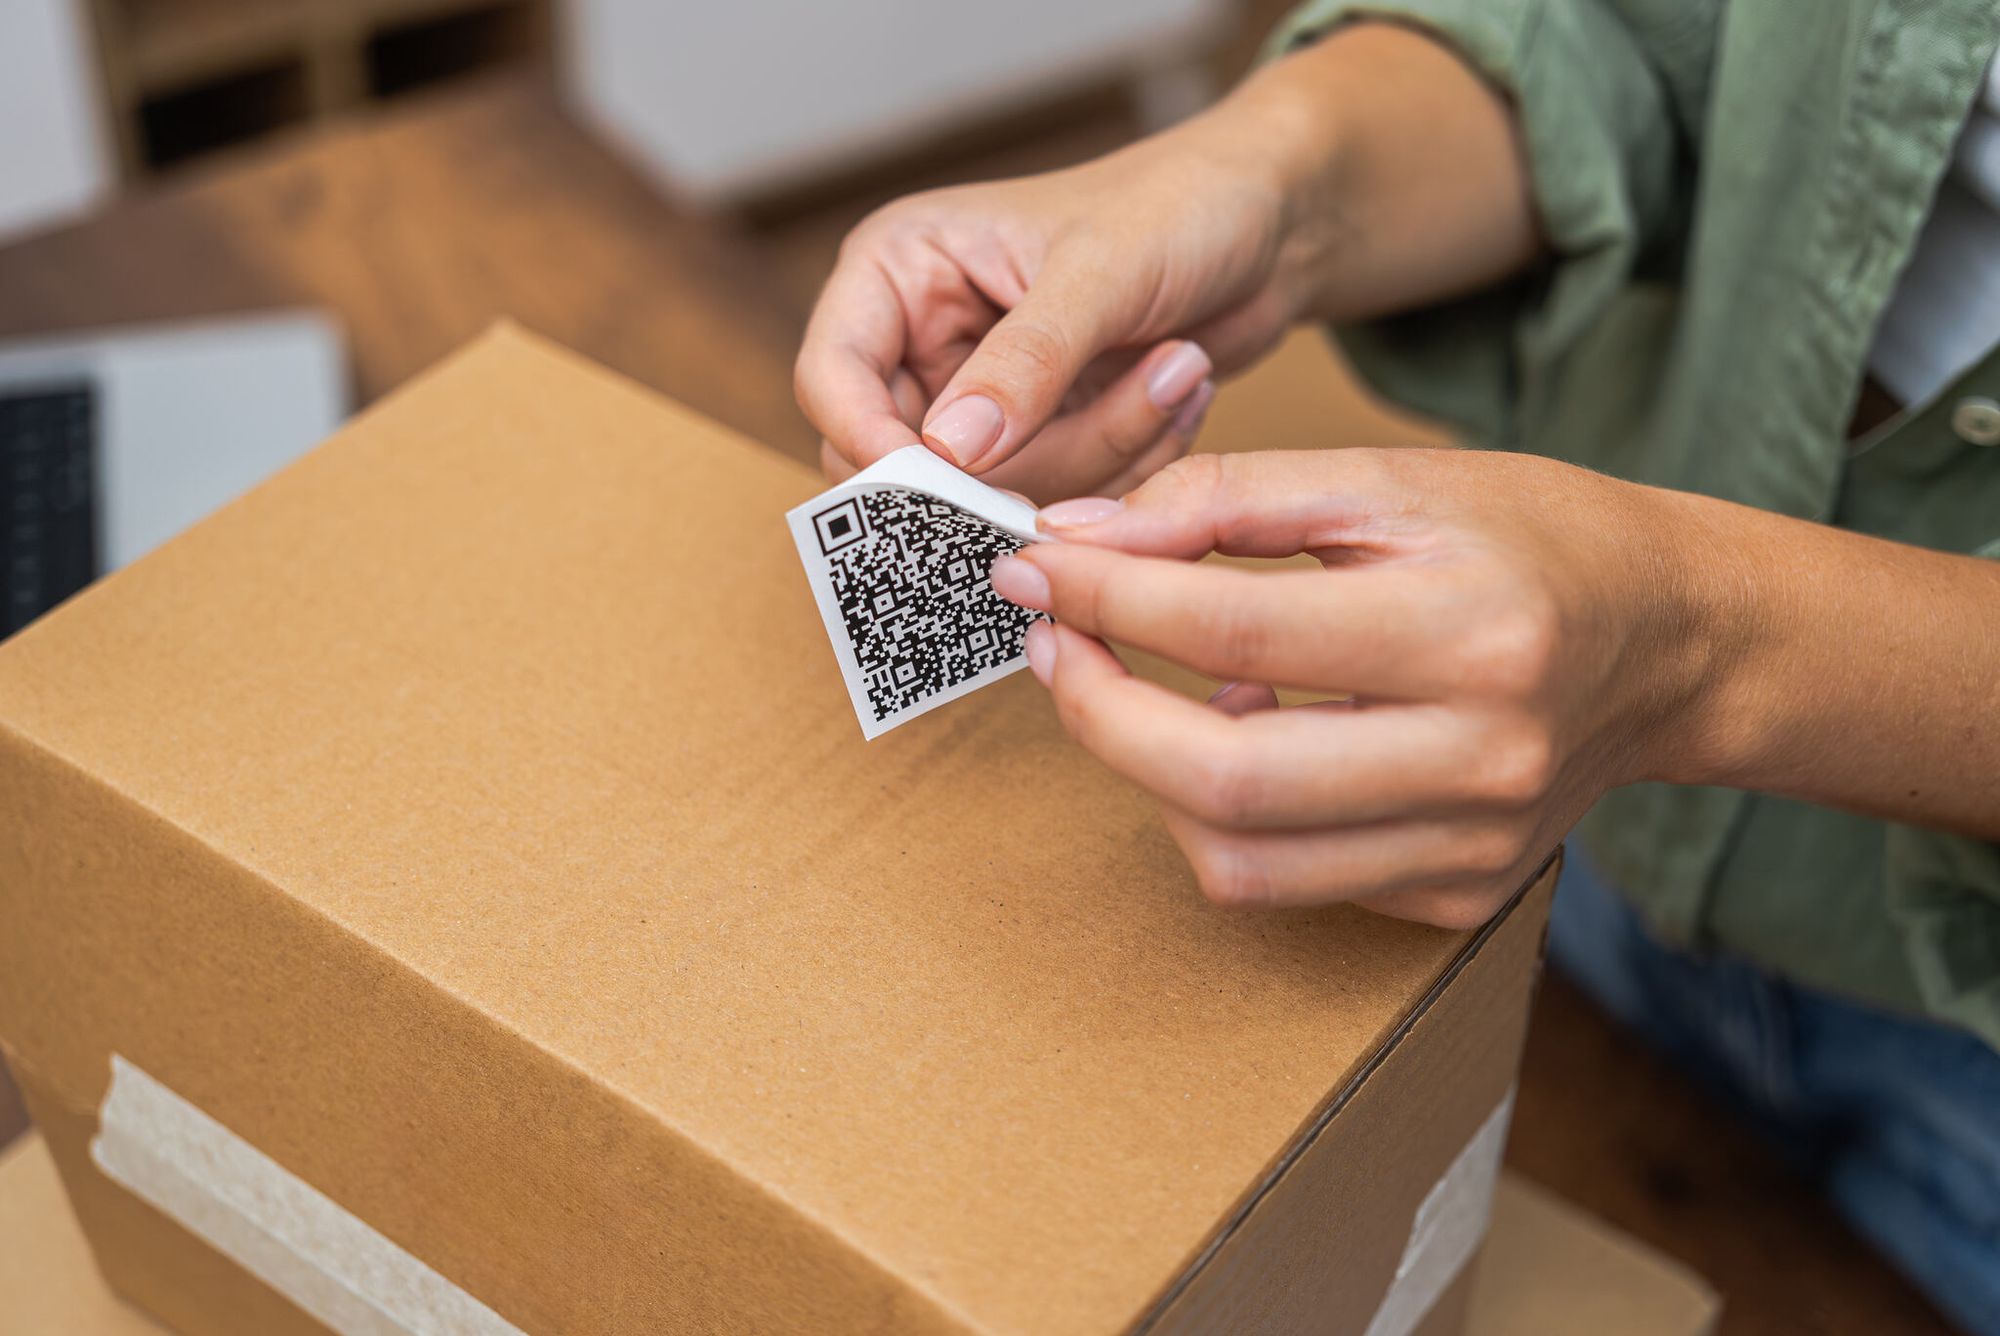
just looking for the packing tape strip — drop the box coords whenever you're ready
[89,1051,1513,1335]
[1363,1086,1517,1336]
[91,1055,523,1336]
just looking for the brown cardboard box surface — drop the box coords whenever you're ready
[0,1132,1718,1336]
[0,326,1551,1334]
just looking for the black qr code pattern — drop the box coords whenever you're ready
[823,489,1043,721]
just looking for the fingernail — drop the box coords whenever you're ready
[1038,496,1124,529]
[1170,380,1216,438]
[1023,620,1056,686]
[924,395,1004,467]
[1146,343,1212,410]
[989,553,1051,611]
[1206,680,1243,705]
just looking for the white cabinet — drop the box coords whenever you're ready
[562,0,1223,202]
[0,0,112,241]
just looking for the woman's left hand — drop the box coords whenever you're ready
[988,448,1728,928]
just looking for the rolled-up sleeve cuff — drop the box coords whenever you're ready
[1261,0,1681,447]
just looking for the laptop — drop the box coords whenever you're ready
[0,311,347,636]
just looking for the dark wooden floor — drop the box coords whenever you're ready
[1515,973,1952,1335]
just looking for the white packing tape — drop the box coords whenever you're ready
[91,1054,523,1336]
[1362,1086,1517,1336]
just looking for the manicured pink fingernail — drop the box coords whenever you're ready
[1146,342,1212,410]
[924,395,1004,466]
[1170,380,1216,438]
[1038,496,1124,529]
[1023,620,1056,685]
[989,554,1051,611]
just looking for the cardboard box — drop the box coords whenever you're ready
[1474,1176,1720,1336]
[0,1132,1719,1336]
[0,326,1555,1335]
[0,1133,162,1336]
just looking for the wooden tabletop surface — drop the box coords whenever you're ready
[0,71,1959,1336]
[0,75,819,466]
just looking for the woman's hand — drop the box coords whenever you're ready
[793,127,1298,504]
[987,449,1725,927]
[794,23,1539,505]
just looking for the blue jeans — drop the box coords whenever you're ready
[1550,852,2000,1336]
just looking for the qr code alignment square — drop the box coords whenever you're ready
[819,489,1042,722]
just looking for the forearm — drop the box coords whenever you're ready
[1190,20,1541,322]
[1657,489,2000,839]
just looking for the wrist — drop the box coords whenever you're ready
[1186,34,1358,317]
[1620,484,1776,791]
[1195,20,1540,324]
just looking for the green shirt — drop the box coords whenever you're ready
[1269,0,2000,1045]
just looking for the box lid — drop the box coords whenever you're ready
[0,327,1484,1333]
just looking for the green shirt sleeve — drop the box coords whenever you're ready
[1264,0,1709,447]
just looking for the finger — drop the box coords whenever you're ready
[1029,623,1501,827]
[819,439,857,483]
[920,248,1134,473]
[1179,287,1292,376]
[1206,679,1278,716]
[1092,380,1216,499]
[1353,885,1517,931]
[1036,450,1405,560]
[979,343,1213,503]
[819,366,933,483]
[796,255,925,469]
[1163,807,1529,914]
[994,545,1453,696]
[888,365,929,429]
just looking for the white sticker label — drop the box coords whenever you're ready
[92,1055,523,1336]
[787,445,1050,739]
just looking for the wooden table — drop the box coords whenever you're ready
[0,73,818,464]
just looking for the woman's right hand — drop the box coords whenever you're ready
[794,118,1309,504]
[793,21,1538,505]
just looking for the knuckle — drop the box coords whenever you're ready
[844,196,925,253]
[1204,599,1278,676]
[1411,892,1501,933]
[1457,590,1561,695]
[1475,730,1558,809]
[1185,835,1269,909]
[1050,675,1102,746]
[1063,558,1115,636]
[790,354,821,417]
[1101,414,1166,465]
[1151,451,1227,507]
[1454,826,1528,880]
[1186,750,1264,826]
[994,321,1074,387]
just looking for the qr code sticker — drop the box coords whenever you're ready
[818,489,1044,723]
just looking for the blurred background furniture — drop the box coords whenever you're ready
[81,0,553,178]
[0,0,113,238]
[0,5,1975,1333]
[0,77,813,458]
[563,0,1223,203]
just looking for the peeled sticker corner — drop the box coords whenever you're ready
[91,1054,522,1336]
[787,444,1049,739]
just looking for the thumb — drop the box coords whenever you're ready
[921,255,1126,473]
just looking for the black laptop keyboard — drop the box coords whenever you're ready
[1,383,98,637]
